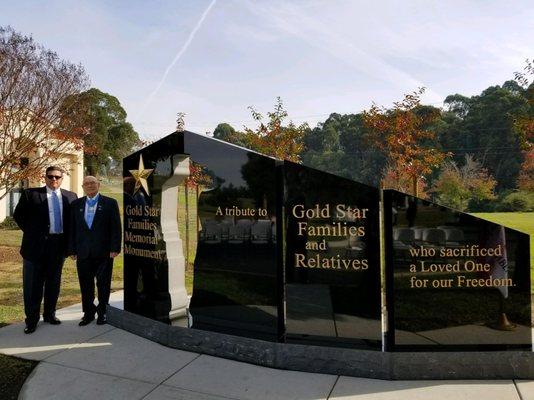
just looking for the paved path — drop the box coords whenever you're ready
[1,292,533,400]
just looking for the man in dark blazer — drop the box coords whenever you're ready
[14,166,78,334]
[69,176,121,326]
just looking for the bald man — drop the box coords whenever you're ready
[69,176,121,326]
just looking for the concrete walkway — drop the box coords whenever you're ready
[1,293,533,400]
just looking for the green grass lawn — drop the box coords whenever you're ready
[472,212,534,235]
[0,181,200,325]
[0,254,124,326]
[0,230,22,247]
[0,184,125,325]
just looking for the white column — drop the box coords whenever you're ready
[0,188,6,222]
[161,155,190,319]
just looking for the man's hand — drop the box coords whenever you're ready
[70,255,77,260]
[110,252,119,258]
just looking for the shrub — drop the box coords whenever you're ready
[496,191,534,212]
[0,216,19,230]
[432,155,496,211]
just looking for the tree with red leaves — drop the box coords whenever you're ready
[0,26,90,200]
[363,88,447,196]
[518,151,534,191]
[243,97,307,162]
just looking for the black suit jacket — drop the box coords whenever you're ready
[14,187,78,262]
[69,195,122,260]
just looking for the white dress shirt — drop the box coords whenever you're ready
[46,187,63,234]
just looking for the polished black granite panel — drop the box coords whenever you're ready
[384,190,532,351]
[123,134,184,322]
[124,131,282,338]
[284,161,382,349]
[184,134,282,341]
[124,131,531,355]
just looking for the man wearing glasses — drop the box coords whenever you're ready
[14,166,78,334]
[69,176,121,326]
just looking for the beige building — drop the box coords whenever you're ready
[0,150,84,223]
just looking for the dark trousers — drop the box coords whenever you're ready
[22,235,65,325]
[77,257,113,317]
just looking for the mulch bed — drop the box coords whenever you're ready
[0,248,36,399]
[0,354,38,400]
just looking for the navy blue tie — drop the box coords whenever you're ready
[52,191,62,233]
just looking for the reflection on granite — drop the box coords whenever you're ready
[284,162,381,349]
[384,190,532,351]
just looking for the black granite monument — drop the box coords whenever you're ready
[123,130,532,358]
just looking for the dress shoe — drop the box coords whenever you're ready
[24,324,37,334]
[78,315,95,326]
[96,314,107,325]
[43,315,61,325]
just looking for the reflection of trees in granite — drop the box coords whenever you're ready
[191,271,275,306]
[186,161,214,189]
[189,161,252,212]
[201,184,250,210]
[284,163,381,327]
[389,190,532,346]
[406,198,418,227]
[189,153,279,340]
[241,153,276,211]
[394,285,531,332]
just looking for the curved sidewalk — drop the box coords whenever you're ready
[0,292,532,400]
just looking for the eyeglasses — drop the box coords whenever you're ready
[46,175,63,180]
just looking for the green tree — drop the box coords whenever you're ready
[213,122,247,146]
[301,117,344,179]
[106,122,139,162]
[438,82,529,190]
[302,113,386,186]
[444,94,471,119]
[213,122,235,141]
[74,88,140,175]
[432,155,496,211]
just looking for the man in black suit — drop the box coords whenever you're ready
[69,176,121,326]
[14,166,78,334]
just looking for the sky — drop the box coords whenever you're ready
[1,0,533,140]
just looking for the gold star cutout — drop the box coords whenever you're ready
[129,154,154,195]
